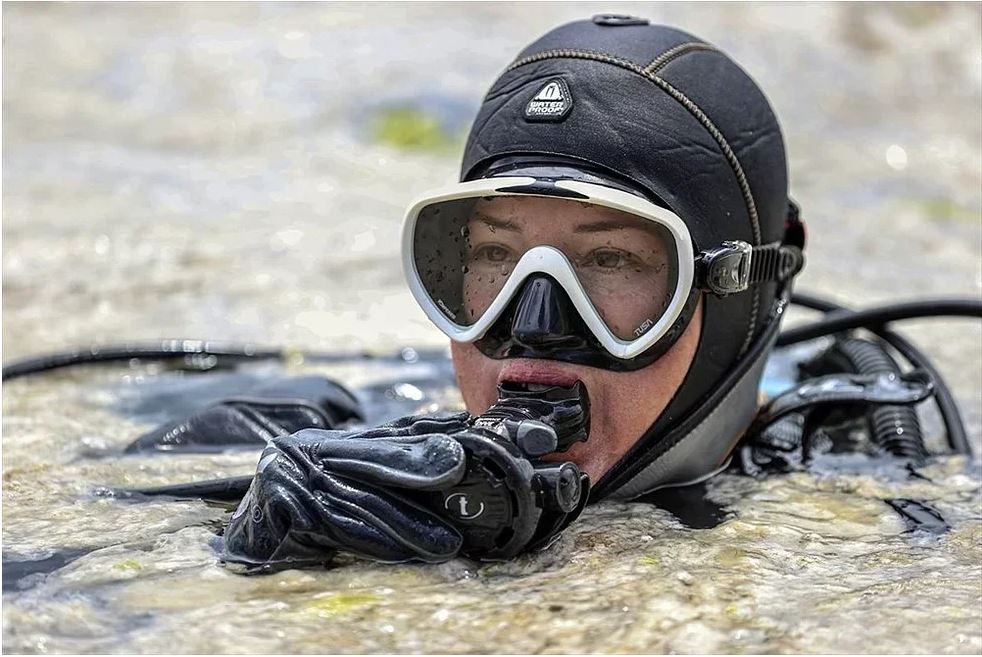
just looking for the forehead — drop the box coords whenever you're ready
[471,195,632,225]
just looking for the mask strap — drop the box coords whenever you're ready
[696,197,806,297]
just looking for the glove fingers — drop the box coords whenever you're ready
[252,445,462,561]
[224,478,329,565]
[297,431,467,491]
[363,412,470,436]
[305,468,462,561]
[277,493,419,563]
[231,465,422,564]
[292,500,434,563]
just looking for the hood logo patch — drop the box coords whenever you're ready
[524,78,573,122]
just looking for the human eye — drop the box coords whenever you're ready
[584,248,635,270]
[468,243,516,264]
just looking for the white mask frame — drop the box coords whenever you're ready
[401,176,697,360]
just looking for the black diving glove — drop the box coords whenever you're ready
[222,386,591,571]
[222,414,470,569]
[125,376,363,453]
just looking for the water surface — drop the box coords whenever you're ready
[3,3,980,653]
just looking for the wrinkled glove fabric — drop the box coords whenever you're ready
[126,376,363,453]
[221,412,589,571]
[222,414,472,569]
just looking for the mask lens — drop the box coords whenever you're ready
[412,195,680,340]
[412,197,494,327]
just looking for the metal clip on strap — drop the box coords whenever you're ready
[698,241,804,297]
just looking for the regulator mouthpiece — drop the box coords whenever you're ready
[473,380,591,455]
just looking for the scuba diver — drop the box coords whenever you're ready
[4,15,978,570]
[217,15,812,566]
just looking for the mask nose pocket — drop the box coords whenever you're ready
[509,275,588,350]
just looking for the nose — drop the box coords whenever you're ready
[510,275,587,350]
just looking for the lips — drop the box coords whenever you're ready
[497,359,581,388]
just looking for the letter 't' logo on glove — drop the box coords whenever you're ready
[444,492,486,520]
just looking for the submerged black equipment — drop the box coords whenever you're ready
[6,292,979,564]
[132,381,590,565]
[125,375,364,453]
[740,368,935,476]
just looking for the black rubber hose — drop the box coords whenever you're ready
[127,475,255,502]
[1,341,283,382]
[0,341,414,382]
[789,291,843,314]
[833,338,927,463]
[790,292,972,455]
[778,298,982,347]
[878,330,971,456]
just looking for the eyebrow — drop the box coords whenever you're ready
[471,214,520,232]
[573,219,648,234]
[472,215,653,235]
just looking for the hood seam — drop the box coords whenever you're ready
[642,42,719,76]
[501,47,762,349]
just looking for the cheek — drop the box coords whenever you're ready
[450,341,500,415]
[461,275,487,321]
[593,283,671,339]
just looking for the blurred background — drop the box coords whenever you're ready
[3,2,980,362]
[2,4,981,654]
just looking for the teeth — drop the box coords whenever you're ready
[526,383,551,392]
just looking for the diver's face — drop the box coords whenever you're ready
[450,196,702,483]
[460,197,676,340]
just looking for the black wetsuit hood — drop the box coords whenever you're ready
[459,15,795,498]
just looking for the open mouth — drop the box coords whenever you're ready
[497,360,582,390]
[492,377,591,451]
[499,381,570,394]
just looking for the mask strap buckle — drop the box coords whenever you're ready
[696,239,804,297]
[695,197,807,297]
[697,241,753,296]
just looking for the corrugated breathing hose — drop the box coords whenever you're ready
[828,338,928,463]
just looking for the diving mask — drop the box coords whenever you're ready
[402,175,803,368]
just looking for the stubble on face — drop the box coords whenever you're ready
[449,300,703,483]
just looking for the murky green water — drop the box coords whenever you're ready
[3,2,981,653]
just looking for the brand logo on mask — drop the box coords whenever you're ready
[525,78,573,122]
